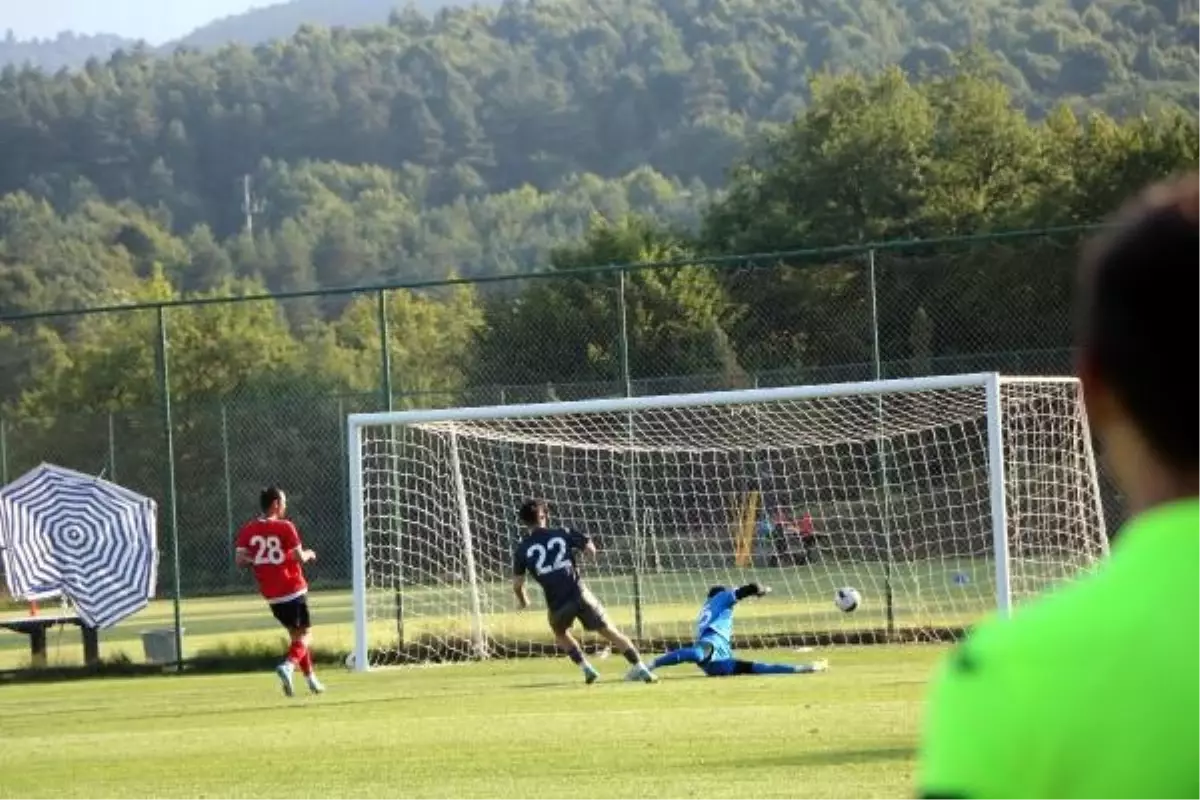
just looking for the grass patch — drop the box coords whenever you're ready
[0,644,943,798]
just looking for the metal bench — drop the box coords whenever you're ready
[0,615,99,667]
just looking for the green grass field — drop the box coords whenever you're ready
[0,566,974,797]
[0,571,966,798]
[0,644,944,798]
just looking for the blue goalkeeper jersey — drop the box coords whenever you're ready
[695,589,738,644]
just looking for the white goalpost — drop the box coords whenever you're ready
[347,372,1108,671]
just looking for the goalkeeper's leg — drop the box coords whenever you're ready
[652,641,715,670]
[704,658,829,676]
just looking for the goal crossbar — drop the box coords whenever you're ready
[347,372,1032,428]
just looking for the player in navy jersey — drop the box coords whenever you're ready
[512,499,657,684]
[651,584,828,677]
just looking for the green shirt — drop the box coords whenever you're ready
[919,498,1199,799]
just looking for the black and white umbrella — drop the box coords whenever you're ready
[0,464,158,629]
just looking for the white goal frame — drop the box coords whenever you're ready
[346,372,1105,671]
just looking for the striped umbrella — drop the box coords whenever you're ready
[0,464,158,629]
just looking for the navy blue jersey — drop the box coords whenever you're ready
[513,527,590,608]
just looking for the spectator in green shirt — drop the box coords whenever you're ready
[919,173,1199,799]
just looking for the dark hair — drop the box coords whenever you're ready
[1078,173,1199,471]
[707,585,727,599]
[260,486,284,513]
[518,498,548,526]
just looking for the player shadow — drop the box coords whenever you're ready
[513,679,598,690]
[513,672,716,689]
[726,745,916,768]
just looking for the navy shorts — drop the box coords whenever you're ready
[548,588,609,634]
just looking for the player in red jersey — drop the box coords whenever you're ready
[235,486,323,696]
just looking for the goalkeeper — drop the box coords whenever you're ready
[651,584,828,677]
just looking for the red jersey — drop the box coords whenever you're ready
[235,517,308,603]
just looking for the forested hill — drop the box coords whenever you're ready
[169,0,497,50]
[1,0,1195,233]
[5,0,1197,102]
[0,30,135,72]
[0,0,1194,316]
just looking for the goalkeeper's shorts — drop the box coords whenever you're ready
[697,636,733,666]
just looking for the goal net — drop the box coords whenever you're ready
[348,373,1107,669]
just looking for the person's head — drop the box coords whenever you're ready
[260,486,287,518]
[1076,173,1199,513]
[707,585,727,599]
[518,498,549,529]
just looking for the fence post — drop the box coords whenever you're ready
[156,305,184,672]
[107,412,117,482]
[338,397,351,584]
[377,290,393,413]
[221,402,235,583]
[376,289,403,642]
[0,417,7,485]
[617,271,645,642]
[867,249,897,637]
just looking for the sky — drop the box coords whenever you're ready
[2,0,279,43]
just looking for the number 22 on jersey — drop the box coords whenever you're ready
[249,534,286,566]
[527,537,570,575]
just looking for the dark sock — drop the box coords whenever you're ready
[751,662,800,675]
[566,647,585,666]
[622,647,641,666]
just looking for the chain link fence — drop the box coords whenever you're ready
[0,227,1123,666]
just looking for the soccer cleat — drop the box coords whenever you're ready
[805,659,830,674]
[306,674,325,694]
[624,664,658,684]
[583,665,600,685]
[275,663,296,697]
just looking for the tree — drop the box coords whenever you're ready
[470,217,742,396]
[329,282,485,407]
[705,68,936,252]
[702,63,1197,378]
[15,270,307,418]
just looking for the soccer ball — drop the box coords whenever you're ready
[344,651,356,670]
[834,587,862,612]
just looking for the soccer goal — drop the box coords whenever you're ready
[347,372,1107,670]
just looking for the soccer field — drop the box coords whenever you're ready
[0,644,942,798]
